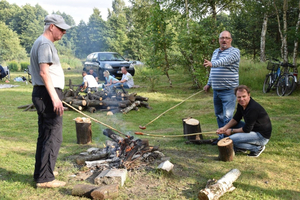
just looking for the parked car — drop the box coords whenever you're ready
[83,52,135,81]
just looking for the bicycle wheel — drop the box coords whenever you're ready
[276,75,286,96]
[263,74,272,93]
[284,74,296,96]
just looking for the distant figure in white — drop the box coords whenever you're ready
[111,67,134,89]
[81,71,98,92]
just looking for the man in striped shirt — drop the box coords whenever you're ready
[203,31,240,141]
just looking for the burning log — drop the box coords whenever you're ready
[75,151,109,165]
[103,129,124,143]
[72,184,119,200]
[198,169,241,200]
[217,138,234,162]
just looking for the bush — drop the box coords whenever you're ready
[20,62,30,71]
[8,61,19,72]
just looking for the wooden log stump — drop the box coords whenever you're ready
[198,169,241,200]
[75,121,92,144]
[72,183,119,199]
[183,118,203,141]
[217,137,234,162]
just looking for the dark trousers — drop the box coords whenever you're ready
[32,86,63,183]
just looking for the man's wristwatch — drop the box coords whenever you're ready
[231,128,234,135]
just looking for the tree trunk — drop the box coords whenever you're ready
[293,0,300,74]
[283,0,288,63]
[217,137,234,162]
[273,1,284,59]
[163,41,172,87]
[260,13,268,62]
[198,169,241,200]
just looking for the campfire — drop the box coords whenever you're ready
[75,129,164,170]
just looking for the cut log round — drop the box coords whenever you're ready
[72,99,87,106]
[87,100,103,107]
[75,122,92,144]
[64,97,74,104]
[198,169,241,200]
[217,137,234,162]
[183,118,203,141]
[71,104,83,111]
[88,107,96,113]
[121,101,141,114]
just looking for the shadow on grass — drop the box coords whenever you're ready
[0,167,35,187]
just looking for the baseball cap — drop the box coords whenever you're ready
[44,14,71,30]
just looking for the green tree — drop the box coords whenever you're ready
[0,22,26,62]
[106,0,129,54]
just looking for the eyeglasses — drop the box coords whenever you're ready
[219,37,231,40]
[55,25,66,32]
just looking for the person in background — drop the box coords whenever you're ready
[203,30,240,143]
[103,70,118,87]
[30,14,71,188]
[81,71,98,92]
[216,85,272,157]
[88,69,98,82]
[111,67,134,89]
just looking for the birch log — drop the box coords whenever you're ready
[198,169,241,200]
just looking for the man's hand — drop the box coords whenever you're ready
[52,97,64,116]
[217,127,232,136]
[203,59,212,68]
[203,85,210,92]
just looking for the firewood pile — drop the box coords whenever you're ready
[63,81,152,115]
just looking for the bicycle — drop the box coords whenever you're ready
[263,58,298,96]
[276,62,297,96]
[263,59,281,93]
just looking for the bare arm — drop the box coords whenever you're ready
[39,63,64,116]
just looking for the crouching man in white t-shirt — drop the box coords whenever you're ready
[111,67,134,89]
[81,71,98,92]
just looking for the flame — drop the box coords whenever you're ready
[116,150,120,157]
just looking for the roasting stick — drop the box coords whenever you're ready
[135,131,216,138]
[139,89,205,130]
[62,101,129,137]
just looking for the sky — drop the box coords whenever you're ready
[6,0,130,25]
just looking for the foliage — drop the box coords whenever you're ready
[0,22,27,62]
[7,60,19,72]
[20,62,30,71]
[137,66,161,92]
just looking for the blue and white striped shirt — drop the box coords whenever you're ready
[207,47,240,90]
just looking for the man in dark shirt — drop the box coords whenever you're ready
[88,69,98,82]
[216,85,272,157]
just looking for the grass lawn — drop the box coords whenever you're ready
[0,61,300,200]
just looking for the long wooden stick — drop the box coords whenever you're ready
[139,90,204,129]
[135,131,216,138]
[62,101,128,137]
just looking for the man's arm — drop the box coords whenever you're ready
[211,49,240,68]
[40,63,64,116]
[217,118,244,136]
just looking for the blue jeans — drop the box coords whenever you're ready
[110,82,129,89]
[213,89,236,128]
[229,132,269,152]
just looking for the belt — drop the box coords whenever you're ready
[34,85,62,91]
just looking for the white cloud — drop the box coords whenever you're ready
[6,0,130,25]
